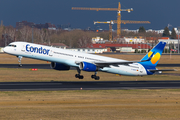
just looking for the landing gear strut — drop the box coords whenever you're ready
[17,56,23,67]
[91,71,100,80]
[75,68,84,79]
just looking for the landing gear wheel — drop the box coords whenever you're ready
[79,75,84,79]
[75,74,84,79]
[19,64,22,67]
[91,75,95,79]
[91,75,100,80]
[91,71,100,80]
[75,74,80,78]
[95,76,100,80]
[75,68,84,79]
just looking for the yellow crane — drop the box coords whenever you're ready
[72,2,133,38]
[94,20,151,41]
[94,21,114,41]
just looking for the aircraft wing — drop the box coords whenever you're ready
[76,58,151,67]
[94,51,154,67]
[75,52,153,67]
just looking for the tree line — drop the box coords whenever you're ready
[0,25,177,47]
[0,25,109,47]
[138,26,178,39]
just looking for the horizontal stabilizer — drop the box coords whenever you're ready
[148,69,176,72]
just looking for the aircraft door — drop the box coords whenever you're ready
[140,66,143,73]
[21,44,31,55]
[21,44,26,52]
[49,50,53,57]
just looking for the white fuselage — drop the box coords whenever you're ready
[3,42,148,76]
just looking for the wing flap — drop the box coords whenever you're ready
[94,54,153,67]
[94,61,136,67]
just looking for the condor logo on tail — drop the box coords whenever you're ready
[26,44,50,55]
[148,51,161,64]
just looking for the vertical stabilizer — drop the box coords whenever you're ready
[140,41,166,68]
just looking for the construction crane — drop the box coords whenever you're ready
[94,20,150,41]
[72,2,133,38]
[94,21,114,41]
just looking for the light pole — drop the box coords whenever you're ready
[32,26,34,43]
[4,34,7,47]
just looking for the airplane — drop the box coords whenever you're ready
[3,41,174,80]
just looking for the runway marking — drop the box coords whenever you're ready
[0,83,62,86]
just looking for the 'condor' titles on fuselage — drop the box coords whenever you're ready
[26,44,50,55]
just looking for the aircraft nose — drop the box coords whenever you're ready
[3,47,8,53]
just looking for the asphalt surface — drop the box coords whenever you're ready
[0,64,51,69]
[0,64,179,69]
[0,81,180,91]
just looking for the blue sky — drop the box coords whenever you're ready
[0,0,180,30]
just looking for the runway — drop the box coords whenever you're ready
[0,64,179,91]
[0,81,180,91]
[0,64,179,69]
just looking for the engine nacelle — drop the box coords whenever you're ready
[50,62,70,71]
[79,62,97,72]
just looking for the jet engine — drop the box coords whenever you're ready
[50,62,70,71]
[79,62,97,72]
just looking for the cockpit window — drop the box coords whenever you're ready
[8,44,16,47]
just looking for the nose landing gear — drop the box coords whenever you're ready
[17,56,23,67]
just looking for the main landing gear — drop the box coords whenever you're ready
[91,72,100,80]
[75,68,84,79]
[75,68,100,80]
[17,56,23,67]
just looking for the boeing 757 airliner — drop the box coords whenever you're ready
[3,41,173,80]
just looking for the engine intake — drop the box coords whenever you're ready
[79,62,97,72]
[50,62,70,71]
